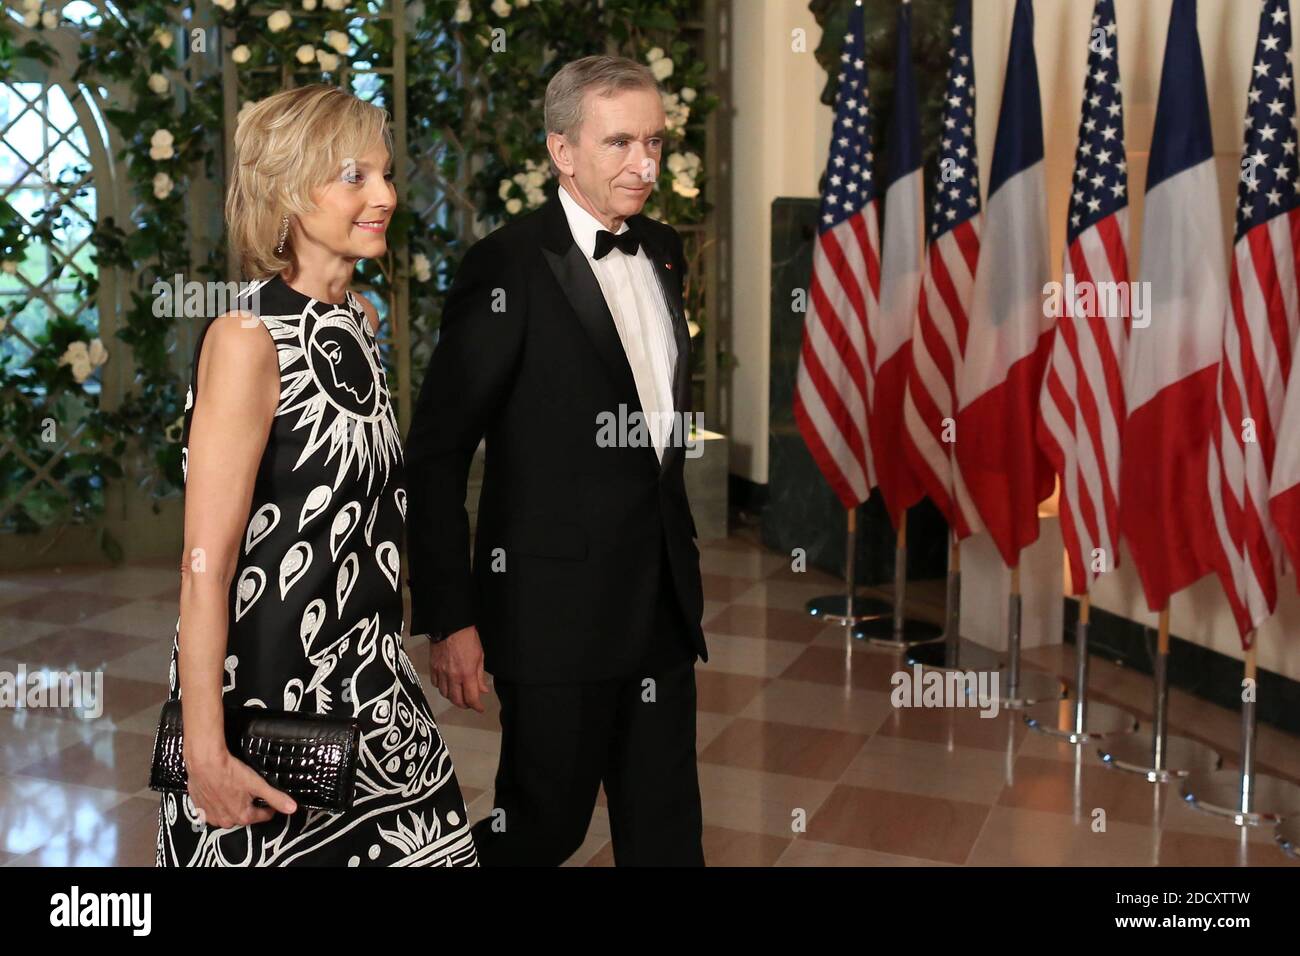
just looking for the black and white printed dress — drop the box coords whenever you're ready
[156,273,478,867]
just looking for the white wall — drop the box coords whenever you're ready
[731,0,1300,681]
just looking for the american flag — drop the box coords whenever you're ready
[902,0,982,538]
[1204,0,1300,644]
[793,1,880,510]
[1037,0,1130,595]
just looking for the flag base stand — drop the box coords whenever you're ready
[1099,733,1221,782]
[1025,699,1138,742]
[854,616,944,647]
[868,530,961,650]
[906,638,1003,674]
[1097,610,1220,781]
[1182,769,1300,826]
[996,670,1066,709]
[806,506,892,625]
[854,516,946,648]
[1182,641,1300,826]
[806,594,892,624]
[1025,597,1138,740]
[1277,816,1300,858]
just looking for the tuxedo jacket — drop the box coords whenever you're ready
[404,192,708,684]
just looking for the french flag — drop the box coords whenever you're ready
[870,0,925,530]
[1119,0,1227,613]
[953,0,1054,567]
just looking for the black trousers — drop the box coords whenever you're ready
[471,545,704,866]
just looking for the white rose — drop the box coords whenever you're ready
[150,128,175,161]
[647,47,664,63]
[505,197,522,214]
[303,0,318,8]
[412,253,432,282]
[453,0,472,22]
[267,10,292,33]
[41,10,57,29]
[650,56,673,82]
[525,187,545,208]
[70,357,93,384]
[666,152,685,174]
[88,338,109,366]
[214,0,237,10]
[153,27,173,48]
[232,44,251,64]
[498,179,513,201]
[22,0,40,12]
[295,44,316,64]
[525,169,546,189]
[672,177,699,199]
[491,0,512,17]
[148,73,170,95]
[316,51,340,71]
[324,0,346,10]
[324,30,350,54]
[681,87,697,103]
[23,12,39,28]
[153,172,174,199]
[59,342,90,376]
[517,0,530,6]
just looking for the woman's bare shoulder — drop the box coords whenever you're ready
[353,292,380,334]
[196,312,278,392]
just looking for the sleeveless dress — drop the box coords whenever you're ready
[156,274,478,867]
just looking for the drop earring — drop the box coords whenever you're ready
[275,215,289,254]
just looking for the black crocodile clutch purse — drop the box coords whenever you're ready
[149,699,361,813]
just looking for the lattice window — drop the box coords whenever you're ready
[0,72,111,532]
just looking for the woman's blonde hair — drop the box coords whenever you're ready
[226,84,393,279]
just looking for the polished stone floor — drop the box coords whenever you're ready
[0,529,1296,866]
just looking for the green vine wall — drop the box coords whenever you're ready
[0,0,716,561]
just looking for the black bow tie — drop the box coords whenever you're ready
[593,229,640,260]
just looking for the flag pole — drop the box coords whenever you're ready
[907,530,1004,673]
[804,506,891,625]
[1099,605,1221,781]
[1182,633,1300,825]
[995,559,1064,708]
[855,509,943,648]
[1025,586,1137,742]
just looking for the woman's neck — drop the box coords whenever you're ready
[282,250,357,305]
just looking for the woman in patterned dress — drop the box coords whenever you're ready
[156,85,477,866]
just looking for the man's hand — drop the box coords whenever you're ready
[428,626,490,712]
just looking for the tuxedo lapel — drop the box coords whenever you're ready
[540,197,647,428]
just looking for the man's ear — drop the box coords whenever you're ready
[546,131,573,178]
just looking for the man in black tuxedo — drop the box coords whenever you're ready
[405,55,708,866]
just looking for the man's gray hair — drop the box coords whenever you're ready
[544,55,660,174]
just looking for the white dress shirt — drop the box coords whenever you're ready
[558,183,678,462]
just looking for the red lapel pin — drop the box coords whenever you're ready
[665,262,673,269]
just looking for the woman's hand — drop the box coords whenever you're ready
[185,747,299,829]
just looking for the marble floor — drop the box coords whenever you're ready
[0,529,1297,867]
